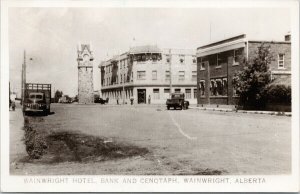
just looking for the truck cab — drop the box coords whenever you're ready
[24,92,47,113]
[23,83,51,115]
[166,93,189,110]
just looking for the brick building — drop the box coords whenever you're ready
[196,34,291,105]
[99,45,197,104]
[77,44,94,104]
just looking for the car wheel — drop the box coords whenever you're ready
[167,106,170,110]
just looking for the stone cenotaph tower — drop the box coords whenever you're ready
[77,44,94,104]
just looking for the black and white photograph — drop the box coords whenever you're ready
[1,0,299,192]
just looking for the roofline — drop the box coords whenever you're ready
[197,34,246,50]
[248,40,291,44]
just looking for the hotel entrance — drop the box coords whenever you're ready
[137,89,146,104]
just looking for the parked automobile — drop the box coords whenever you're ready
[23,83,51,115]
[166,93,189,110]
[94,97,109,104]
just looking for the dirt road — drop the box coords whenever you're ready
[10,104,291,175]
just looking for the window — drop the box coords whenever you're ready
[164,88,170,93]
[120,75,123,83]
[175,88,181,93]
[223,78,228,96]
[233,87,239,97]
[164,88,170,99]
[185,89,191,99]
[192,71,197,81]
[199,58,205,70]
[152,70,157,80]
[216,54,221,68]
[199,80,205,96]
[137,71,146,80]
[179,55,185,64]
[210,80,216,96]
[178,71,185,81]
[165,71,170,80]
[216,79,223,96]
[233,49,239,65]
[192,55,196,64]
[210,78,227,96]
[166,54,171,63]
[233,48,243,65]
[153,89,160,99]
[278,54,285,69]
[131,72,133,82]
[194,88,197,99]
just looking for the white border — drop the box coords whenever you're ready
[1,0,299,192]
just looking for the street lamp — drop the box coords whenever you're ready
[21,50,33,105]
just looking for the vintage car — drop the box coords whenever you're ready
[94,97,109,104]
[166,93,189,110]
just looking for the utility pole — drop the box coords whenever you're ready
[9,81,11,106]
[118,51,125,104]
[21,50,26,105]
[169,49,172,96]
[207,61,210,105]
[121,53,125,104]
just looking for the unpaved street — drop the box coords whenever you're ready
[10,104,291,175]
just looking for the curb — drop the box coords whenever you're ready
[190,106,292,117]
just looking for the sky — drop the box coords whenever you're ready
[8,7,291,97]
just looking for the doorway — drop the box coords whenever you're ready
[137,89,146,104]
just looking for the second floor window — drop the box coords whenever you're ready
[216,54,221,68]
[179,55,185,64]
[278,54,285,69]
[192,55,196,64]
[137,71,146,80]
[192,71,197,81]
[178,71,185,81]
[165,71,170,80]
[152,70,157,80]
[233,49,239,64]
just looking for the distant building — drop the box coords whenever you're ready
[99,45,197,104]
[77,44,94,104]
[196,34,291,105]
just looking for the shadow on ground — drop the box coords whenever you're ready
[24,111,55,117]
[18,116,226,175]
[21,127,149,164]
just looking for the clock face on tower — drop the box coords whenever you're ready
[83,54,89,62]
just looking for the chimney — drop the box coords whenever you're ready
[285,32,291,41]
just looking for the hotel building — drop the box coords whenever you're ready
[99,45,197,104]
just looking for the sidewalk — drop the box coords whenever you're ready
[9,107,27,172]
[190,105,292,116]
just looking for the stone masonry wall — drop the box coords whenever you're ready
[78,67,94,104]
